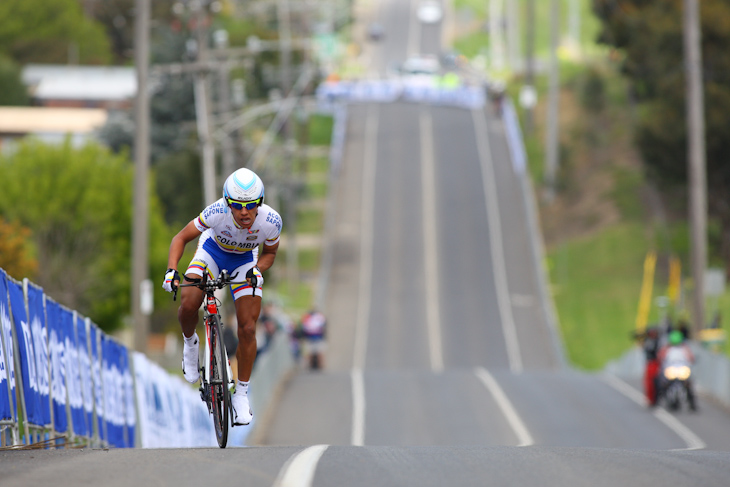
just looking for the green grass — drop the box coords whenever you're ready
[272,278,314,318]
[452,0,603,60]
[308,115,334,145]
[297,207,324,233]
[274,114,330,315]
[453,31,489,59]
[549,222,651,369]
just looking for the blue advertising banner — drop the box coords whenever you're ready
[89,323,105,442]
[64,310,87,437]
[76,316,94,437]
[0,270,15,421]
[7,279,43,426]
[27,283,51,426]
[121,345,136,447]
[46,299,68,433]
[102,335,124,447]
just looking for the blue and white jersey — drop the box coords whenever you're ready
[194,199,282,258]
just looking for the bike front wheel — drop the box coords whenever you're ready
[209,314,230,448]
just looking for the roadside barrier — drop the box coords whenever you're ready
[316,78,485,110]
[0,267,217,448]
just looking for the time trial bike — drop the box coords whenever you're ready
[174,269,244,448]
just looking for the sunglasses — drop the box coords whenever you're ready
[227,198,260,210]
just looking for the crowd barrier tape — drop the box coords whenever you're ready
[0,267,217,449]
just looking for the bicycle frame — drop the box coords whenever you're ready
[175,269,244,447]
[202,293,234,394]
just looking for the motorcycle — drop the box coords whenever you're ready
[659,364,693,411]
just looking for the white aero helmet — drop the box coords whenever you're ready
[223,168,265,204]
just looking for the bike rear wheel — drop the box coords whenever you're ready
[209,315,230,448]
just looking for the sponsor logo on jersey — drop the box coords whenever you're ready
[246,235,257,241]
[266,213,282,232]
[203,202,227,219]
[222,230,233,238]
[216,236,258,250]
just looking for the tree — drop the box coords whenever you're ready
[97,22,209,226]
[0,138,172,332]
[0,218,38,280]
[0,56,29,105]
[0,0,112,64]
[593,0,730,271]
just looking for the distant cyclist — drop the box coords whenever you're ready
[162,168,282,426]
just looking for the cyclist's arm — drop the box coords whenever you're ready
[256,242,279,272]
[167,220,203,271]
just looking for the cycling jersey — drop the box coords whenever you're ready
[185,198,282,299]
[194,198,282,258]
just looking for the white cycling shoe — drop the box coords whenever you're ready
[182,336,200,383]
[232,391,253,426]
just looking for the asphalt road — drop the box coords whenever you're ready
[3,1,730,486]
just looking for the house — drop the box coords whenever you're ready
[22,64,136,110]
[0,106,108,150]
[0,64,137,151]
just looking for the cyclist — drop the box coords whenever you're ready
[162,168,282,426]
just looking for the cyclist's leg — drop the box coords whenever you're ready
[179,251,218,336]
[234,295,261,382]
[231,261,263,382]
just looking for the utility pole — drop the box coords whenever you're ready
[524,0,536,134]
[489,0,505,71]
[568,0,580,56]
[132,0,150,353]
[684,0,707,338]
[193,4,217,205]
[544,0,560,202]
[506,0,520,72]
[278,0,298,294]
[214,29,237,178]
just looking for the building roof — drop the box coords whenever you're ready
[22,64,136,101]
[0,107,108,134]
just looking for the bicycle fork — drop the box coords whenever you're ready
[202,313,235,392]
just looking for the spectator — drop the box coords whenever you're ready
[256,301,278,355]
[300,308,327,370]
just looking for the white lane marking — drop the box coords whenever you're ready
[353,106,378,370]
[475,367,534,446]
[351,106,378,447]
[420,109,445,373]
[603,374,706,450]
[351,368,365,446]
[273,444,329,487]
[472,109,523,373]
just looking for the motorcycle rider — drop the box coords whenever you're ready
[657,329,697,411]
